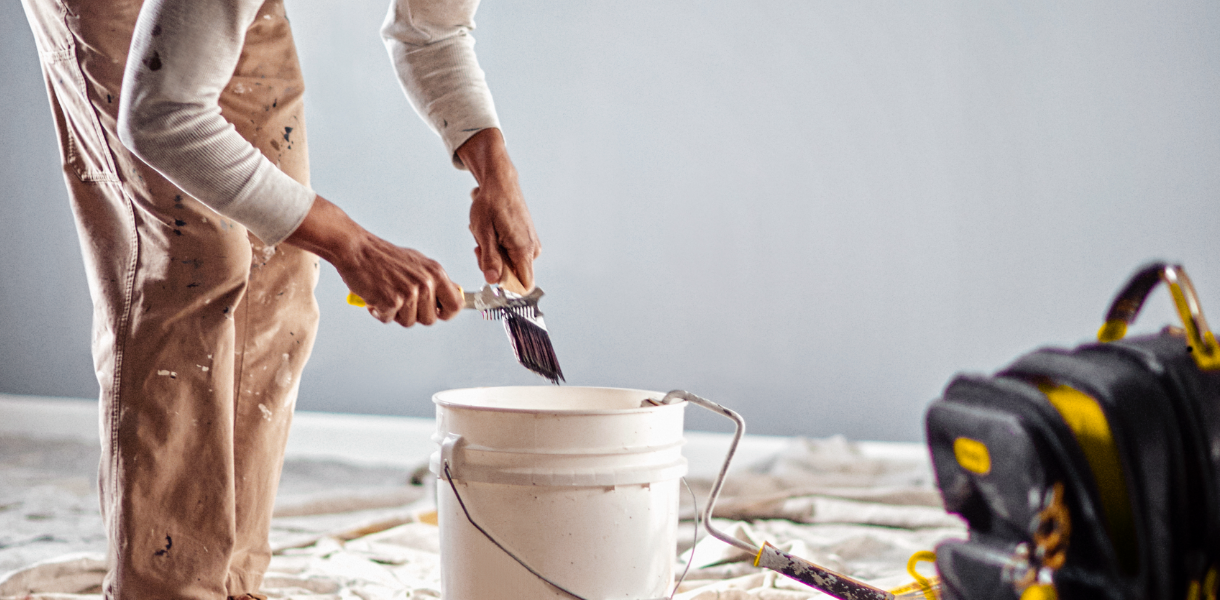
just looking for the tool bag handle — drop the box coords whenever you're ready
[1098,262,1220,370]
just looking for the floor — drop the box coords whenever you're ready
[0,394,961,599]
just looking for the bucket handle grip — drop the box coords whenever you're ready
[441,433,463,479]
[659,390,895,600]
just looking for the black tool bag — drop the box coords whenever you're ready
[925,262,1220,600]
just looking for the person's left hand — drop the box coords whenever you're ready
[456,128,541,291]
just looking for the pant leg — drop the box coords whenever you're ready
[218,1,320,590]
[19,0,318,598]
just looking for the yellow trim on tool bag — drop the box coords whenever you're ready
[1190,330,1220,370]
[1097,320,1127,343]
[953,437,991,475]
[1167,278,1220,370]
[1037,382,1138,574]
[1097,268,1220,370]
[1019,584,1058,600]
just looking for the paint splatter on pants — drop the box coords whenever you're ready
[19,0,319,598]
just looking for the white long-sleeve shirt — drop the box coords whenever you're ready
[118,0,500,245]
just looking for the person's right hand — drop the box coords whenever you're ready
[284,194,463,327]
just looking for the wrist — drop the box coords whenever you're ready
[455,128,518,188]
[284,194,367,270]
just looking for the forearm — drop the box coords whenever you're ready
[454,128,518,190]
[381,0,500,167]
[282,195,364,270]
[119,0,313,245]
[380,1,539,290]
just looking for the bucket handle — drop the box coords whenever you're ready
[1098,262,1220,370]
[659,390,895,600]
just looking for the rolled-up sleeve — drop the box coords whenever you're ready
[381,0,501,169]
[118,0,315,245]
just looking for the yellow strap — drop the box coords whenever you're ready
[1038,382,1137,575]
[892,551,937,600]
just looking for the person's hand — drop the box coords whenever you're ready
[284,195,462,327]
[468,181,540,292]
[455,128,541,291]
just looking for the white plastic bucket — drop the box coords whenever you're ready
[431,386,688,600]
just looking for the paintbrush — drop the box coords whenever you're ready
[346,270,563,384]
[485,269,564,384]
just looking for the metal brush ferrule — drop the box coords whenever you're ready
[464,283,545,314]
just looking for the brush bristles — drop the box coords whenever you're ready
[480,307,564,384]
[502,314,564,384]
[480,305,538,320]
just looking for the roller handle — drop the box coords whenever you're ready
[660,390,895,600]
[755,542,895,600]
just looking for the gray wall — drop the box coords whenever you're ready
[2,0,1217,441]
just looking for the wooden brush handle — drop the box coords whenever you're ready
[499,266,530,295]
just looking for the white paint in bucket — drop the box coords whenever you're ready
[431,386,687,600]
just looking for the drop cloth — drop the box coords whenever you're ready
[0,402,964,599]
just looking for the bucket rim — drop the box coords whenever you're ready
[432,386,686,415]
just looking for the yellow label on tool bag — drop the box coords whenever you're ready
[1020,584,1058,600]
[953,437,991,475]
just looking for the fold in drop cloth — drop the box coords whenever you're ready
[0,434,965,600]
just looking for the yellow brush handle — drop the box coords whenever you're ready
[347,265,527,308]
[346,286,463,309]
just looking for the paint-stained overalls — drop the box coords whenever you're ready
[20,0,318,597]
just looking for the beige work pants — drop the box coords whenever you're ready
[20,0,319,598]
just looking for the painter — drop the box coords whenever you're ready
[17,0,539,598]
